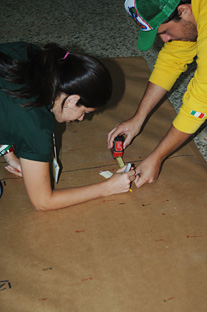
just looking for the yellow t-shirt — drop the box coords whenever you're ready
[149,0,207,134]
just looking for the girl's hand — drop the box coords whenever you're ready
[4,152,22,177]
[105,166,136,195]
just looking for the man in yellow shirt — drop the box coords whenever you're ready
[108,0,207,188]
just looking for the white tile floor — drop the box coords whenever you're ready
[1,0,206,160]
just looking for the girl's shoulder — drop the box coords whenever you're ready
[0,42,39,61]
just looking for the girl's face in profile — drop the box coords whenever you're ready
[52,93,96,123]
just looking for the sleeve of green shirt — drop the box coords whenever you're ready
[0,42,54,162]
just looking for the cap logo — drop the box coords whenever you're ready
[125,0,152,31]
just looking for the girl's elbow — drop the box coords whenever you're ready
[34,204,49,211]
[33,203,49,211]
[31,199,52,211]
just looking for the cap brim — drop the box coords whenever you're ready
[137,27,158,51]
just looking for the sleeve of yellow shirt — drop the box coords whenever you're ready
[149,37,207,134]
[149,0,207,134]
[173,8,207,133]
[149,41,197,92]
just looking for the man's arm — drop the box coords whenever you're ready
[108,82,167,148]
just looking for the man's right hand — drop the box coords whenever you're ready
[108,83,168,151]
[108,117,141,150]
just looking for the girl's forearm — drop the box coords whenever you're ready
[21,158,134,211]
[43,181,109,211]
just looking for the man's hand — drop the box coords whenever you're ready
[108,83,168,150]
[135,154,162,188]
[108,117,141,149]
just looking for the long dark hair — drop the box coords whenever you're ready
[0,43,112,109]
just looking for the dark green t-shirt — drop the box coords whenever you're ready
[0,42,54,162]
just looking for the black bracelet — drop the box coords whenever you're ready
[0,180,3,198]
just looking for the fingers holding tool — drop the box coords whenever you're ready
[124,163,136,191]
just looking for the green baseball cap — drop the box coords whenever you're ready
[124,0,181,51]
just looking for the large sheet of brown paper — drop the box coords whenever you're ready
[0,57,207,312]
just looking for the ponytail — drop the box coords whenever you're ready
[0,43,112,109]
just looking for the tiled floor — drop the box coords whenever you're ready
[1,0,206,160]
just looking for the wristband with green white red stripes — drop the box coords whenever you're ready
[0,145,14,156]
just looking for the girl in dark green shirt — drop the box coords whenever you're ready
[0,42,135,210]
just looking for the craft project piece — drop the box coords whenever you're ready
[99,170,113,179]
[0,56,207,312]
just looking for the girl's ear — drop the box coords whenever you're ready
[64,94,80,108]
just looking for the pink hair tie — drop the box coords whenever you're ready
[63,51,70,59]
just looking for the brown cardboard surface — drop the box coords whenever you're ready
[0,57,207,312]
